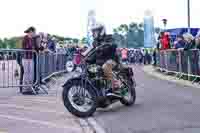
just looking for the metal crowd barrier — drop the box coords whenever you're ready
[0,49,68,94]
[38,52,67,81]
[155,49,200,82]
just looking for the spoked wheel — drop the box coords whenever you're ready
[65,60,75,72]
[75,66,83,73]
[120,78,136,106]
[62,80,97,118]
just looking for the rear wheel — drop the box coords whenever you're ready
[120,78,136,106]
[62,80,97,118]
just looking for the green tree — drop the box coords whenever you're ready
[114,22,144,48]
[0,39,3,48]
[81,37,87,44]
[73,38,79,43]
[3,38,16,49]
[129,22,138,31]
[113,28,118,34]
[138,23,144,29]
[118,24,129,35]
[113,33,126,48]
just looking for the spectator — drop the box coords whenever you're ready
[152,49,157,66]
[144,49,148,65]
[161,32,170,50]
[141,49,145,64]
[73,48,82,65]
[144,49,147,65]
[195,32,200,49]
[138,50,143,65]
[47,34,56,52]
[135,50,140,64]
[147,51,152,64]
[183,33,195,50]
[144,49,152,65]
[39,32,48,52]
[157,32,164,50]
[174,35,185,49]
[68,45,76,55]
[158,32,164,41]
[121,48,128,64]
[21,26,38,94]
[128,49,135,64]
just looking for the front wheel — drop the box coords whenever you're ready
[62,80,97,118]
[120,78,136,106]
[75,66,83,73]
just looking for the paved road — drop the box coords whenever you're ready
[93,66,200,133]
[0,73,92,133]
[1,65,200,133]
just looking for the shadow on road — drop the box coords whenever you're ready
[95,103,142,116]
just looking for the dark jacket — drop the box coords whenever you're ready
[175,40,185,49]
[92,34,113,47]
[196,44,200,49]
[22,35,43,59]
[86,34,119,66]
[22,35,34,59]
[184,40,196,50]
[22,35,32,49]
[33,35,44,52]
[47,39,56,52]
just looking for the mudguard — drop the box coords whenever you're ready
[62,75,101,97]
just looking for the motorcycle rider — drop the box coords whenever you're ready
[86,22,122,92]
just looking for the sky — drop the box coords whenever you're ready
[0,0,199,39]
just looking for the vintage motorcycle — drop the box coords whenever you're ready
[62,44,136,118]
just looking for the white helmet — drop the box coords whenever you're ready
[91,22,106,39]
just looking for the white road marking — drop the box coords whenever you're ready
[87,117,106,133]
[7,97,61,105]
[0,104,67,115]
[0,114,80,131]
[78,119,94,133]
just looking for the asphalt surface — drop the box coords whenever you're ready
[92,65,200,133]
[0,73,91,133]
[1,65,200,133]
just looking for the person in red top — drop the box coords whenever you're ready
[121,48,128,63]
[161,32,170,50]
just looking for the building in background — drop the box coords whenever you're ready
[86,10,96,47]
[144,10,155,48]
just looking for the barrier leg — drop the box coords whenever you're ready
[187,55,191,81]
[33,53,49,94]
[31,86,37,95]
[37,85,48,94]
[178,73,184,79]
[192,77,198,84]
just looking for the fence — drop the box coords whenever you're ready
[0,49,68,94]
[155,49,200,82]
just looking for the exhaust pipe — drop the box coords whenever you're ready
[106,93,122,99]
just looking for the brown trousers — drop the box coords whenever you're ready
[102,60,117,81]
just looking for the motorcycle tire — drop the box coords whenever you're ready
[120,78,136,106]
[62,80,97,118]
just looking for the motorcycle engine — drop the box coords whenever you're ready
[87,64,106,88]
[87,64,103,77]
